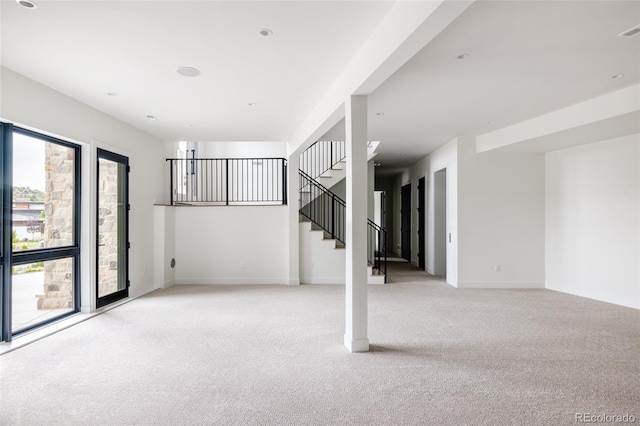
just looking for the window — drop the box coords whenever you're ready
[1,124,81,341]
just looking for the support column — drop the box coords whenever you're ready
[287,152,300,285]
[344,95,369,352]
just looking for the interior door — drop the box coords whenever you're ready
[418,177,425,270]
[96,149,129,308]
[401,183,411,261]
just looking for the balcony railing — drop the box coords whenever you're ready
[166,158,287,206]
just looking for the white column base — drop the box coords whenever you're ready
[344,335,370,353]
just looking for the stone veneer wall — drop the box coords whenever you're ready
[97,161,119,298]
[38,143,75,310]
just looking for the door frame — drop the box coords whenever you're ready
[401,183,411,261]
[96,148,130,308]
[417,177,426,270]
[434,168,447,277]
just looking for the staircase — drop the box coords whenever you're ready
[299,141,386,284]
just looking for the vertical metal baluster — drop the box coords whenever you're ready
[225,159,229,205]
[169,160,174,205]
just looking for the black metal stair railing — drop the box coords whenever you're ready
[299,169,386,279]
[367,219,387,279]
[166,158,287,206]
[299,169,345,243]
[300,140,346,180]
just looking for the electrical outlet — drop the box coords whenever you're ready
[494,264,501,272]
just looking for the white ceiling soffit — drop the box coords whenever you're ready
[0,0,395,142]
[361,0,640,169]
[476,84,640,153]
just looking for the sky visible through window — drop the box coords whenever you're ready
[13,132,45,191]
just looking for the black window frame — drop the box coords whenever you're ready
[0,123,81,342]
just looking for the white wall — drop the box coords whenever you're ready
[154,206,176,289]
[1,66,165,309]
[173,206,288,284]
[408,138,458,285]
[546,134,640,309]
[457,135,545,288]
[299,223,345,284]
[192,141,287,158]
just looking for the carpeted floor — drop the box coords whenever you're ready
[1,263,638,425]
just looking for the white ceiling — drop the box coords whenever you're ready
[1,0,639,173]
[0,0,394,142]
[324,0,640,172]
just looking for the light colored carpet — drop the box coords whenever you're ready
[1,263,638,425]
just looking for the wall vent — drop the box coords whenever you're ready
[618,24,640,38]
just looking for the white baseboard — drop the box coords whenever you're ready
[175,278,289,285]
[546,286,640,310]
[301,277,345,285]
[344,335,370,353]
[456,281,545,289]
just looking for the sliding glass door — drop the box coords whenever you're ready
[96,149,129,308]
[1,124,81,341]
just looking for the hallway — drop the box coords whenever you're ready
[385,259,446,284]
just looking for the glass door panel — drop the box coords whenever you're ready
[97,149,128,308]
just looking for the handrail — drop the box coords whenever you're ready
[300,140,346,180]
[299,169,345,243]
[367,219,387,279]
[299,169,386,280]
[166,158,287,206]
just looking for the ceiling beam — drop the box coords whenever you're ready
[287,0,475,156]
[476,84,640,153]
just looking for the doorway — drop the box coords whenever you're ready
[417,177,425,270]
[401,183,411,261]
[96,149,129,308]
[434,169,447,277]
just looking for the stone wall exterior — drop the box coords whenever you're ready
[97,161,119,298]
[38,143,75,310]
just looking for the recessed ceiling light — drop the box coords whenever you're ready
[146,114,158,121]
[16,0,37,9]
[611,73,625,79]
[259,28,273,37]
[376,112,384,116]
[106,92,118,97]
[176,66,201,77]
[456,53,470,60]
